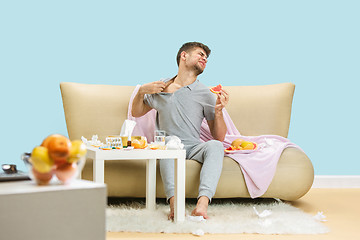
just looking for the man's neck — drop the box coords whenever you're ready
[174,69,198,87]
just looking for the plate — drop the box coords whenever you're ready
[224,149,257,154]
[123,146,134,150]
[224,149,243,154]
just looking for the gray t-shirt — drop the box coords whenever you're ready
[144,78,216,146]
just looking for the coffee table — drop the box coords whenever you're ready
[0,180,106,240]
[86,146,186,222]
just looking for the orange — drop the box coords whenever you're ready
[42,134,71,166]
[149,143,160,150]
[41,134,63,148]
[231,138,244,150]
[131,139,147,149]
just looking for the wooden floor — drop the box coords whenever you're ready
[107,188,360,240]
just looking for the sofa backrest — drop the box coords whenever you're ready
[225,83,295,137]
[60,82,135,141]
[60,82,295,141]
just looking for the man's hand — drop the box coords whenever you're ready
[215,89,229,115]
[207,89,229,142]
[139,81,166,95]
[132,81,166,118]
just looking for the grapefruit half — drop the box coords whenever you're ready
[210,84,222,94]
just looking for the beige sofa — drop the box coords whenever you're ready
[60,82,314,201]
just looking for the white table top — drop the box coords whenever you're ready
[0,179,106,195]
[86,146,186,160]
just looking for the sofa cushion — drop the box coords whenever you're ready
[81,146,313,201]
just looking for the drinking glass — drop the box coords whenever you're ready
[154,130,166,146]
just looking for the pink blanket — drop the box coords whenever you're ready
[127,85,157,143]
[128,85,302,198]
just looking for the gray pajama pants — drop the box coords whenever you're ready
[159,140,224,202]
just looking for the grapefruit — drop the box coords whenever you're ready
[210,84,222,94]
[224,146,236,153]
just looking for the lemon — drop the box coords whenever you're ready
[241,141,254,150]
[31,146,54,173]
[68,140,87,163]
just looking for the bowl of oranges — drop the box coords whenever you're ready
[22,134,87,185]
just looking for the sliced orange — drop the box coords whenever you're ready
[131,139,147,149]
[149,144,160,150]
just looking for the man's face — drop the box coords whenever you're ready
[184,47,208,75]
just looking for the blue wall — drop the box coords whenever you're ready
[1,0,359,174]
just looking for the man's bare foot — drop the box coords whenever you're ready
[168,196,174,221]
[191,196,209,219]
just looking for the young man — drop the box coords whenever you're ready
[132,42,229,219]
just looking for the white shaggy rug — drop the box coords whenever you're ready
[106,199,329,235]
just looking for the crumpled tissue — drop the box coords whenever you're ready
[253,206,272,218]
[187,215,206,222]
[192,229,205,236]
[253,206,273,227]
[82,135,102,146]
[257,138,279,150]
[265,138,274,146]
[166,136,184,150]
[313,211,327,222]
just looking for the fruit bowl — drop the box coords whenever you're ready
[22,134,87,185]
[22,152,86,185]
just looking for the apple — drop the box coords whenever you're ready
[32,168,53,185]
[55,162,77,184]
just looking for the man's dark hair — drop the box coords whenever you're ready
[176,42,211,66]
